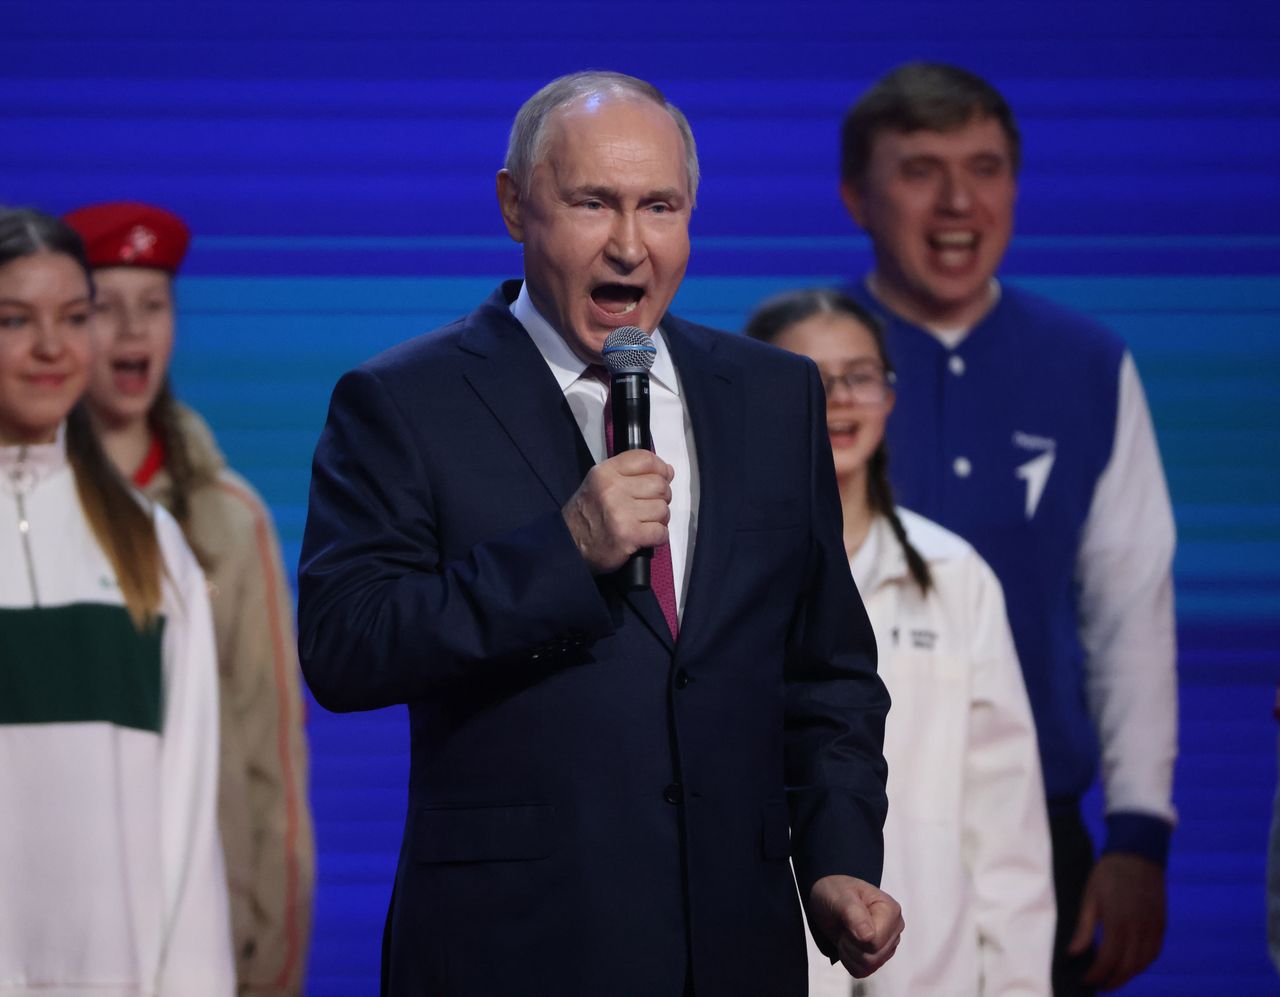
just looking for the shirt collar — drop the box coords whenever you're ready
[849,512,909,594]
[863,272,1003,347]
[510,281,680,396]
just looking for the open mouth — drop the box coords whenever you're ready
[827,420,860,448]
[591,283,644,318]
[928,231,978,270]
[110,356,152,396]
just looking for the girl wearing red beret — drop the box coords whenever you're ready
[65,201,315,996]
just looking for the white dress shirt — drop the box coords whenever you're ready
[510,283,699,619]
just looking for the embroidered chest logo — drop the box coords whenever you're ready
[1013,431,1056,520]
[890,627,937,650]
[908,628,937,651]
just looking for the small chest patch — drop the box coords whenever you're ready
[908,628,937,651]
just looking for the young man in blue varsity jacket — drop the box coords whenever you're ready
[838,61,1177,995]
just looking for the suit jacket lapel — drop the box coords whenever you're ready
[459,286,594,507]
[663,315,743,653]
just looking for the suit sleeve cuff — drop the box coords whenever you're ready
[1103,811,1173,867]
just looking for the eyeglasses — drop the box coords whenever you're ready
[819,364,896,406]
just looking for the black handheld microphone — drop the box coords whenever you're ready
[602,326,658,591]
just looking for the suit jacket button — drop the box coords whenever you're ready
[674,669,691,689]
[663,782,683,805]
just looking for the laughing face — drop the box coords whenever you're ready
[85,266,175,430]
[497,94,692,363]
[770,311,894,487]
[0,251,93,445]
[842,114,1016,330]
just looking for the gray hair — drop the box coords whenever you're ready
[504,70,700,208]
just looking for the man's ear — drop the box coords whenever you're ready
[839,178,869,230]
[496,170,524,243]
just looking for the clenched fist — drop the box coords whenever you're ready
[563,450,674,574]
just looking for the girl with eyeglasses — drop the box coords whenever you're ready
[747,288,1054,996]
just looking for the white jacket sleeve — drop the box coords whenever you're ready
[1076,352,1178,836]
[961,555,1056,996]
[154,510,235,996]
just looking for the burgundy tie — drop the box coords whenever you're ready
[590,366,679,639]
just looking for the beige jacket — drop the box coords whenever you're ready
[143,404,314,995]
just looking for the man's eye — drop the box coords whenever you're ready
[0,314,27,330]
[68,311,91,327]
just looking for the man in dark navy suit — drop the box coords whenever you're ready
[298,70,901,996]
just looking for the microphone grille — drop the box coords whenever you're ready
[602,326,657,374]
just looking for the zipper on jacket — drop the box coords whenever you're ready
[10,445,41,605]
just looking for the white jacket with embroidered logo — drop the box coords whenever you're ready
[808,508,1055,996]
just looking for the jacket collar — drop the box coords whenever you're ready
[659,311,742,653]
[140,401,226,497]
[458,283,595,509]
[852,513,910,596]
[0,423,68,496]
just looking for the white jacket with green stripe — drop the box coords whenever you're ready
[0,428,233,996]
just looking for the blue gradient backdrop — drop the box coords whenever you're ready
[4,1,1278,992]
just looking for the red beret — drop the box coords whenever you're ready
[63,201,191,274]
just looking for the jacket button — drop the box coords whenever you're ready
[674,669,691,689]
[663,782,683,805]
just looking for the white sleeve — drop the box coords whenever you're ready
[962,554,1056,996]
[154,511,236,996]
[1076,352,1178,826]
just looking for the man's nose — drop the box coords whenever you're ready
[605,212,645,270]
[938,168,973,214]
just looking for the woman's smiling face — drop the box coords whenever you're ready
[0,250,94,445]
[771,311,895,484]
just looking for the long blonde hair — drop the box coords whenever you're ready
[0,208,163,629]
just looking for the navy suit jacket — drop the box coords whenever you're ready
[298,282,888,996]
